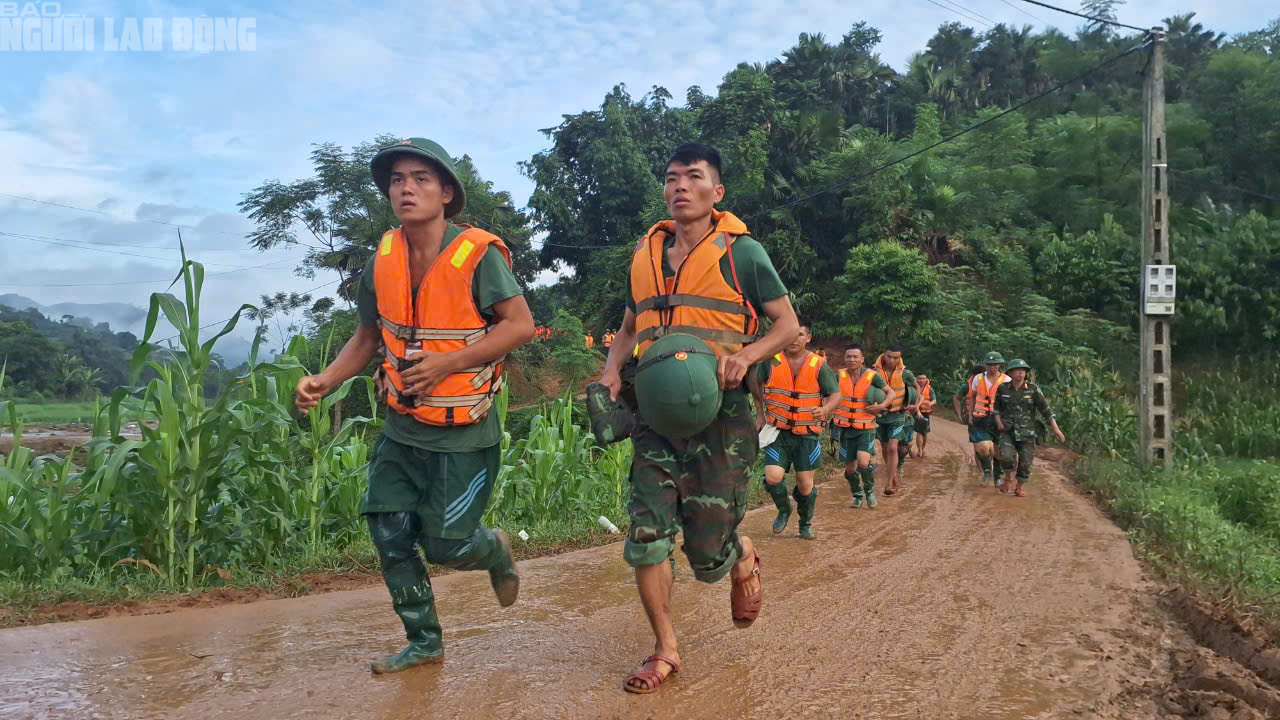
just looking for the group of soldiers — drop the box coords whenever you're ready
[293,136,1067,696]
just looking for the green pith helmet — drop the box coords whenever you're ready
[983,351,1006,365]
[1005,358,1031,371]
[635,333,722,440]
[370,137,467,218]
[865,383,886,409]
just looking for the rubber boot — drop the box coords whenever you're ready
[845,470,863,507]
[979,455,993,485]
[488,529,520,607]
[795,487,817,540]
[766,480,791,534]
[372,568,444,674]
[863,465,878,508]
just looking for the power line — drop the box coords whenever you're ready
[0,230,284,268]
[0,229,279,253]
[0,256,299,288]
[1015,0,1149,32]
[994,0,1050,25]
[922,0,991,28]
[533,40,1149,253]
[149,278,343,346]
[937,0,999,26]
[0,190,253,243]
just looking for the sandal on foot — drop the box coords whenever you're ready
[1014,487,1027,497]
[730,550,762,629]
[624,654,680,694]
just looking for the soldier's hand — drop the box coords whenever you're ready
[1054,428,1066,444]
[754,412,765,433]
[599,367,623,402]
[995,419,1006,432]
[718,351,751,390]
[811,405,830,422]
[401,351,458,397]
[868,402,886,414]
[295,375,329,413]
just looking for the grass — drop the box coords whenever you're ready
[9,401,104,425]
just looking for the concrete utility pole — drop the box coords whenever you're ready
[1139,28,1175,465]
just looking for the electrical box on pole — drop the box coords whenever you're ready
[1139,29,1172,465]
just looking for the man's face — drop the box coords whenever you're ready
[786,326,811,354]
[1010,368,1028,383]
[664,160,724,223]
[389,156,454,224]
[882,351,902,371]
[844,348,863,368]
[916,374,928,387]
[986,362,1002,375]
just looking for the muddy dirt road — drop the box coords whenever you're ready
[4,419,1278,719]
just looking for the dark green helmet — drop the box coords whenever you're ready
[1005,358,1031,371]
[370,137,466,218]
[634,333,722,440]
[584,381,636,446]
[983,351,1006,365]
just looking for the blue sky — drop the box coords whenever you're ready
[0,0,1273,346]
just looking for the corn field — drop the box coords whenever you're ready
[0,255,632,591]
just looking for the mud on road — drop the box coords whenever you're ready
[3,418,1278,719]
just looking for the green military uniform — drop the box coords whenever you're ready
[623,232,788,580]
[756,356,839,538]
[993,380,1056,484]
[875,368,916,443]
[836,369,887,507]
[356,217,522,670]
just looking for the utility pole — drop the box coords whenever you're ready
[1139,28,1175,465]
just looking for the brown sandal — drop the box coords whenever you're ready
[730,550,762,628]
[624,654,680,694]
[1014,486,1027,497]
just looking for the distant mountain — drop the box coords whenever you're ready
[0,294,253,363]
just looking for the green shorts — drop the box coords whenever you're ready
[899,420,915,446]
[363,435,500,540]
[763,430,822,472]
[877,421,907,444]
[968,418,996,444]
[914,414,931,435]
[837,427,876,462]
[625,390,756,583]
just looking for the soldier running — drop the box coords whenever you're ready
[833,344,893,508]
[753,322,842,539]
[872,345,916,496]
[913,372,935,459]
[597,142,799,694]
[993,358,1066,497]
[294,138,533,674]
[966,351,1010,487]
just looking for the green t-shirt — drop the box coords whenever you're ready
[625,234,788,317]
[876,368,916,425]
[357,224,523,452]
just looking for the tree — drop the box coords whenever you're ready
[831,241,938,347]
[240,136,541,298]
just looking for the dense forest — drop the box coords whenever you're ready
[238,9,1278,396]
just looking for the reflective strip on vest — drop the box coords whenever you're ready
[630,212,759,362]
[763,352,825,435]
[374,226,510,427]
[834,368,877,429]
[970,373,1008,417]
[874,362,906,412]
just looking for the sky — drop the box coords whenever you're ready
[0,0,1272,349]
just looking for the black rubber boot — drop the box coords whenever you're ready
[795,487,817,540]
[766,480,791,534]
[845,469,863,507]
[863,465,877,508]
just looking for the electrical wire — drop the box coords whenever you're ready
[1016,0,1149,32]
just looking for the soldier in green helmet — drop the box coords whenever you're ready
[964,351,1011,487]
[597,142,799,694]
[294,138,534,674]
[994,358,1066,497]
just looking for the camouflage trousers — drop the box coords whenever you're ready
[997,433,1036,482]
[624,390,757,583]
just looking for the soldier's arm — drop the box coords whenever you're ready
[1036,387,1066,443]
[598,308,638,399]
[992,391,1007,432]
[814,363,842,421]
[747,367,767,429]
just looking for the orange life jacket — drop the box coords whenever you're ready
[630,210,759,361]
[585,335,594,349]
[873,356,907,412]
[373,226,510,427]
[763,352,825,435]
[834,368,877,430]
[968,372,1009,418]
[918,379,934,415]
[603,333,614,348]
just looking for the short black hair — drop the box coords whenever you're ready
[797,320,812,334]
[666,142,722,180]
[845,343,862,353]
[886,343,904,353]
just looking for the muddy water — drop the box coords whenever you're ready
[1,420,1153,719]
